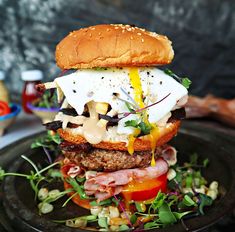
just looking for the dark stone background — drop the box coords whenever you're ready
[0,0,235,101]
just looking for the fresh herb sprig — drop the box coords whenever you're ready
[31,131,61,151]
[164,69,192,89]
[0,156,60,199]
[34,90,59,109]
[125,120,152,135]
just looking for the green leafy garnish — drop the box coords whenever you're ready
[119,225,130,231]
[34,90,59,109]
[164,69,192,89]
[0,156,60,201]
[203,158,209,167]
[125,102,135,113]
[158,202,177,224]
[125,120,139,128]
[98,217,108,229]
[31,131,61,150]
[198,194,213,215]
[66,177,90,200]
[138,121,152,135]
[90,198,112,206]
[125,120,152,135]
[182,195,197,207]
[181,78,192,89]
[0,167,5,181]
[149,191,166,212]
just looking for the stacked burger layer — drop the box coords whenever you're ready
[40,24,188,208]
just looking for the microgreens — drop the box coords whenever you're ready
[31,131,61,150]
[164,69,192,89]
[65,177,91,200]
[129,153,217,230]
[35,90,59,109]
[125,120,152,135]
[0,156,60,200]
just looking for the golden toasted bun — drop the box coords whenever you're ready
[57,121,180,151]
[56,24,174,69]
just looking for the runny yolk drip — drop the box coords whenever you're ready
[128,68,160,165]
[149,124,160,166]
[127,128,141,154]
[127,68,145,154]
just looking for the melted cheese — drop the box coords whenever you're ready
[82,101,107,144]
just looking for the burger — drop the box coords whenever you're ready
[40,24,188,209]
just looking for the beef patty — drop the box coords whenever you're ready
[61,141,166,171]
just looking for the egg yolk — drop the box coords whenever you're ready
[128,68,160,165]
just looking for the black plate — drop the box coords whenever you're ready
[1,121,235,232]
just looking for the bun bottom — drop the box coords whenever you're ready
[57,121,180,151]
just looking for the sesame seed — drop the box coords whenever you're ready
[137,32,141,36]
[141,38,144,42]
[89,33,92,37]
[122,29,125,33]
[130,36,133,40]
[115,26,119,29]
[98,32,101,35]
[106,28,110,32]
[91,27,95,30]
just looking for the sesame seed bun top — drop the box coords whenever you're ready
[55,24,174,69]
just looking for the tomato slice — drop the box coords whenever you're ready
[0,101,11,116]
[121,174,167,202]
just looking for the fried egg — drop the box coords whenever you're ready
[55,67,188,136]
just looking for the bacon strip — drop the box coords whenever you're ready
[84,158,168,201]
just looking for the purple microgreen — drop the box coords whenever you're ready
[122,93,171,117]
[113,194,133,227]
[42,147,53,164]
